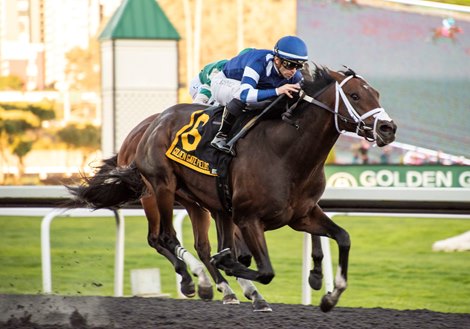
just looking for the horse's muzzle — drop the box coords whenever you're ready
[375,120,397,147]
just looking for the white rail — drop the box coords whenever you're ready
[1,186,469,302]
[300,211,470,305]
[382,0,470,14]
[0,205,187,297]
[2,185,469,203]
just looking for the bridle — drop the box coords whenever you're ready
[294,74,393,142]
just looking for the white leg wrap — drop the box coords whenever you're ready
[175,246,211,287]
[334,265,347,291]
[216,281,235,295]
[237,278,258,299]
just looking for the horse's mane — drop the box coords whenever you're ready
[301,64,357,97]
[270,63,360,116]
[301,64,334,96]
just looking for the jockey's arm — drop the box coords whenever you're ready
[238,65,277,103]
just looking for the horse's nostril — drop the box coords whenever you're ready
[379,125,391,133]
[379,122,397,135]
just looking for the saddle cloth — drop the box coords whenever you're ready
[165,106,232,177]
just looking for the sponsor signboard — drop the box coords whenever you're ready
[325,165,470,188]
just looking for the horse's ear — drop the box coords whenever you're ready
[342,65,357,77]
[301,62,314,82]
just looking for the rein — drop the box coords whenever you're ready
[294,75,392,142]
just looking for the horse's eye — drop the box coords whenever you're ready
[350,93,360,101]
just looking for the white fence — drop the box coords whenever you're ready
[1,186,469,302]
[383,0,470,14]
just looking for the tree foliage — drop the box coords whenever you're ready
[0,75,24,91]
[0,103,56,178]
[0,102,55,121]
[65,37,100,91]
[12,140,33,175]
[57,124,100,149]
[57,124,101,168]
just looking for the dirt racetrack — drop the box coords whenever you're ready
[1,294,469,329]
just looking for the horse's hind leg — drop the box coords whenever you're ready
[182,208,240,304]
[175,199,214,301]
[212,216,275,284]
[290,206,350,313]
[141,193,196,298]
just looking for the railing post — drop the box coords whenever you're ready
[301,212,337,304]
[113,209,125,297]
[41,208,65,294]
[301,232,312,305]
[323,212,337,293]
[320,236,334,293]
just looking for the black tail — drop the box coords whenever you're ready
[65,156,145,209]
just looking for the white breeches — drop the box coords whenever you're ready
[211,71,242,106]
[189,75,202,100]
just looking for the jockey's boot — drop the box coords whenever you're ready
[211,107,236,153]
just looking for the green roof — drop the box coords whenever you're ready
[99,0,180,40]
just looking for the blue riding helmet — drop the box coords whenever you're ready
[273,36,308,63]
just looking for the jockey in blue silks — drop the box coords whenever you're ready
[210,35,309,153]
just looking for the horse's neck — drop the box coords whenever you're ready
[267,102,339,171]
[294,106,339,164]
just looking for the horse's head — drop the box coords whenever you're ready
[301,65,397,147]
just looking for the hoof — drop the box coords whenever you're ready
[253,299,272,312]
[197,285,214,301]
[180,281,196,298]
[211,248,235,276]
[222,293,240,305]
[211,248,231,265]
[309,270,323,291]
[320,292,336,313]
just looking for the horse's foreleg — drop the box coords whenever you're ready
[236,278,272,312]
[141,193,196,298]
[290,206,350,313]
[211,213,267,283]
[232,225,271,311]
[319,224,349,312]
[310,235,323,290]
[233,226,252,267]
[231,218,275,284]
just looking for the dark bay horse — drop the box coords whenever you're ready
[70,65,397,312]
[71,112,272,311]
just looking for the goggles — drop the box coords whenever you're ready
[280,59,304,70]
